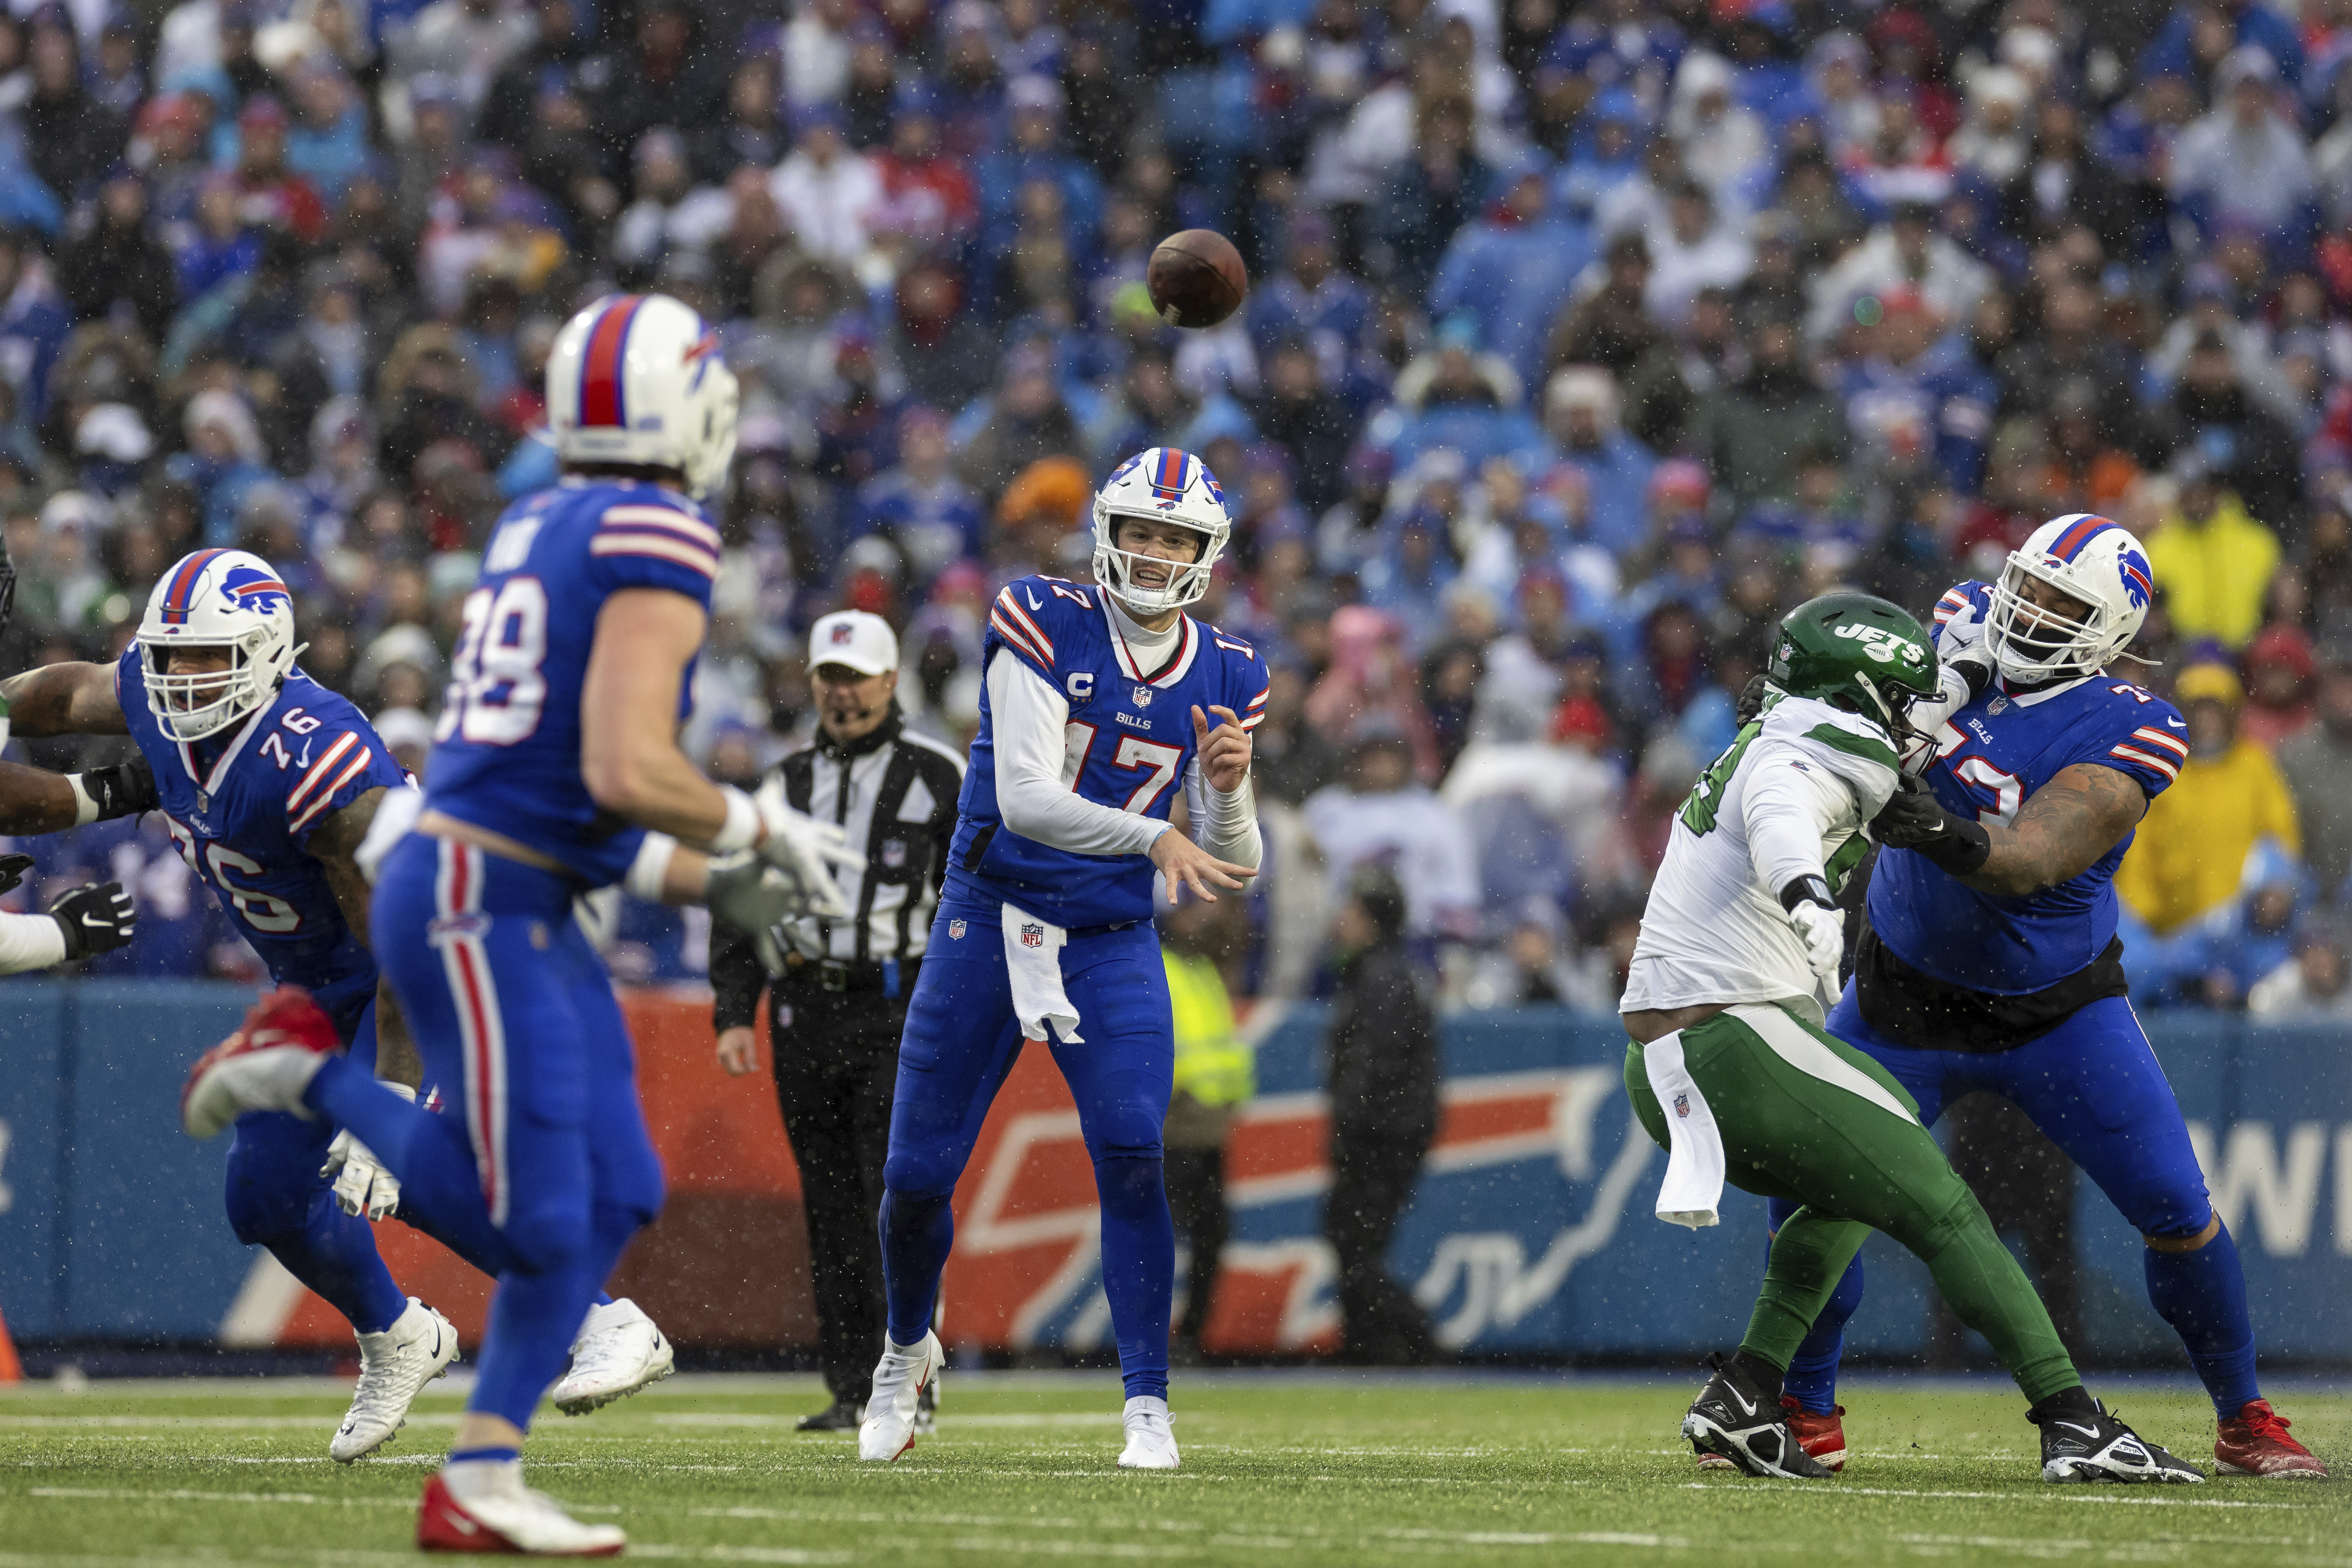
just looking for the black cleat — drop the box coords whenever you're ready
[797,1398,865,1432]
[2033,1401,2205,1483]
[1683,1353,1836,1479]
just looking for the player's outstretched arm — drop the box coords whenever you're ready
[1874,763,2146,898]
[0,662,127,737]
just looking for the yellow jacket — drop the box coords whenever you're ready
[2144,496,2280,650]
[1166,951,1253,1107]
[2116,737,2302,935]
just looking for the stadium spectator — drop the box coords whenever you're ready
[2275,637,2352,895]
[2144,455,2283,651]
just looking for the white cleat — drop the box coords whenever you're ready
[859,1332,945,1461]
[1118,1396,1180,1470]
[331,1298,460,1463]
[418,1471,623,1556]
[550,1297,674,1415]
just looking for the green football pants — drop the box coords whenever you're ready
[1624,1003,2080,1405]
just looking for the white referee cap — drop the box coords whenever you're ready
[809,610,899,675]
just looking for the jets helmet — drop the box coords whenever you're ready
[546,292,740,499]
[137,547,302,742]
[1090,447,1231,614]
[1767,591,1942,737]
[1984,513,2154,683]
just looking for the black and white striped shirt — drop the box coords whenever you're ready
[710,708,965,1028]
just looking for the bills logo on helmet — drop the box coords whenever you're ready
[2117,546,2153,610]
[218,565,290,616]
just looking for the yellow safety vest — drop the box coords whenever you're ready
[1164,950,1254,1107]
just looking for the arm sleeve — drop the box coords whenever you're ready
[1180,759,1263,870]
[987,653,1172,859]
[708,910,767,1033]
[0,909,66,975]
[1740,742,1861,901]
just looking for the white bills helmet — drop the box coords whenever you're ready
[1984,513,2154,683]
[546,292,740,499]
[1090,447,1231,614]
[137,548,302,742]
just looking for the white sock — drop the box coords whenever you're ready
[441,1455,522,1502]
[1125,1396,1169,1420]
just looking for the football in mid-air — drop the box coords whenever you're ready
[1147,228,1248,329]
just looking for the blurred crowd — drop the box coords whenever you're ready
[3,0,2351,1014]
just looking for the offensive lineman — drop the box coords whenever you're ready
[859,447,1267,1470]
[1774,516,2328,1479]
[182,291,859,1554]
[1622,591,2202,1483]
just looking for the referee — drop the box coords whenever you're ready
[713,610,964,1431]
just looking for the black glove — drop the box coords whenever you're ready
[1869,775,1992,874]
[77,755,159,821]
[0,852,31,898]
[50,881,134,959]
[1736,674,1772,727]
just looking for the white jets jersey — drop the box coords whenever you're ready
[1621,694,1904,1025]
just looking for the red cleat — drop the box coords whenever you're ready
[417,1471,625,1556]
[1698,1398,1846,1471]
[2215,1399,2329,1478]
[180,985,342,1139]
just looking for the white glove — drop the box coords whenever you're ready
[749,775,865,920]
[1786,892,1846,988]
[1936,585,1988,657]
[319,1082,414,1221]
[704,850,795,973]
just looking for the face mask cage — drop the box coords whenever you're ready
[140,632,270,742]
[1094,512,1220,614]
[1987,555,2111,681]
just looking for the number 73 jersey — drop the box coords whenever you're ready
[1868,580,2188,995]
[116,648,408,1020]
[422,478,719,888]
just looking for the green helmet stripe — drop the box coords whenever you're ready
[1804,723,1901,773]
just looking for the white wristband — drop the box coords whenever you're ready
[624,832,680,900]
[66,773,99,826]
[710,786,759,853]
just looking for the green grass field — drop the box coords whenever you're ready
[0,1371,2340,1566]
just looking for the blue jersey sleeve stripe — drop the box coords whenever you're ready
[285,731,361,816]
[588,533,716,577]
[290,746,375,833]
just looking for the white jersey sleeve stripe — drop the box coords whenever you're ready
[2108,744,2179,781]
[996,591,1055,662]
[600,504,720,549]
[588,533,717,576]
[289,747,376,833]
[2131,726,2190,758]
[990,608,1048,667]
[286,731,360,814]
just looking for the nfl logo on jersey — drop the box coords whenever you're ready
[1021,921,1045,948]
[1133,685,1153,707]
[948,919,966,940]
[1673,1093,1690,1119]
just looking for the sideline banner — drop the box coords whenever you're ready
[0,983,2345,1359]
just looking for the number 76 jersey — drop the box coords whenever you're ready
[1868,579,2189,995]
[115,648,408,1022]
[423,478,718,888]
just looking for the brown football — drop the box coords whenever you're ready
[1147,228,1248,329]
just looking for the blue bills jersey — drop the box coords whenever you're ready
[1868,580,2188,994]
[947,573,1270,929]
[118,649,409,1022]
[423,478,716,888]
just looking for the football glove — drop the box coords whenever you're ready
[1936,584,1988,656]
[0,852,32,898]
[1870,774,1993,874]
[750,775,863,919]
[1735,674,1772,728]
[51,881,134,959]
[1778,875,1845,987]
[321,1083,414,1221]
[77,755,159,821]
[704,850,796,974]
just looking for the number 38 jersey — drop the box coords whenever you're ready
[1868,579,2187,995]
[424,477,716,887]
[947,573,1269,929]
[116,650,408,1022]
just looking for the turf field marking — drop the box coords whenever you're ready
[651,1413,1121,1429]
[23,1486,619,1514]
[1685,1483,2303,1510]
[0,1414,460,1430]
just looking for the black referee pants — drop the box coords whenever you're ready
[770,972,907,1405]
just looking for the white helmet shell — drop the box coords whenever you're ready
[137,548,302,742]
[545,292,740,499]
[1090,447,1232,615]
[1984,513,2154,683]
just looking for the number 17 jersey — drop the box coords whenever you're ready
[424,477,718,888]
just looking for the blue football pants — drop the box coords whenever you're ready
[1770,987,2260,1417]
[308,836,664,1430]
[880,904,1176,1402]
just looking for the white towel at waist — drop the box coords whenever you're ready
[1003,902,1083,1044]
[1643,1028,1724,1229]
